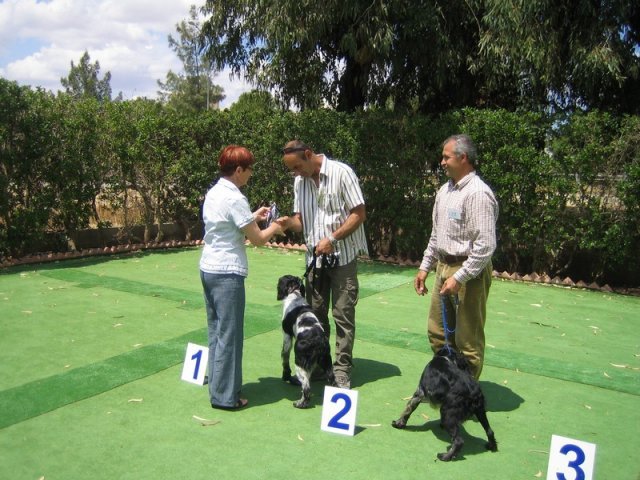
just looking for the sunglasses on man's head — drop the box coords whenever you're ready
[282,146,310,155]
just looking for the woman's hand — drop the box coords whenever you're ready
[253,206,270,222]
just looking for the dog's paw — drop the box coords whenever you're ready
[391,419,406,429]
[437,452,455,462]
[288,376,302,386]
[293,400,310,409]
[282,373,302,386]
[486,440,498,452]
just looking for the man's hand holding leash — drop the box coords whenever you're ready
[314,236,336,255]
[415,270,462,296]
[440,276,461,295]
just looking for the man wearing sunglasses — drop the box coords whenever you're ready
[277,140,368,389]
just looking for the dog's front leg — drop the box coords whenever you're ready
[282,334,299,384]
[391,389,424,429]
[293,366,312,409]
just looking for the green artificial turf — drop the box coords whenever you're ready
[1,247,638,479]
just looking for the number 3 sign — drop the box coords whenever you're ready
[320,386,359,436]
[547,435,596,480]
[180,343,209,385]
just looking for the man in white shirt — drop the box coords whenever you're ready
[415,134,498,379]
[278,140,368,389]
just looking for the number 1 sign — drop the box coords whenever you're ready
[180,343,209,385]
[320,386,359,436]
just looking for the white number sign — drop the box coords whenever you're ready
[547,435,596,480]
[320,386,359,436]
[180,343,208,385]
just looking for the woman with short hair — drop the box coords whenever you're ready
[200,145,282,410]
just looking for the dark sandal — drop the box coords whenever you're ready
[211,398,248,411]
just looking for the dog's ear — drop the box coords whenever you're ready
[453,351,471,371]
[277,276,288,300]
[286,277,303,296]
[278,275,304,299]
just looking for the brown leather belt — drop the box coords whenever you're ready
[441,255,468,265]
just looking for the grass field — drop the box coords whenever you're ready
[1,246,638,480]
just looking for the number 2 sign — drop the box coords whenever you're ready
[320,386,359,436]
[547,435,596,480]
[180,343,209,385]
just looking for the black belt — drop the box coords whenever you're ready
[441,255,468,265]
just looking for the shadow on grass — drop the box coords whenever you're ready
[480,381,525,412]
[396,420,499,460]
[352,357,403,388]
[241,357,402,409]
[242,376,301,407]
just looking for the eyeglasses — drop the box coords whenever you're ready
[282,146,310,155]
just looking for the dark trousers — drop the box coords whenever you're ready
[305,260,359,377]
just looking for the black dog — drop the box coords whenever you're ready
[277,275,335,408]
[391,346,498,461]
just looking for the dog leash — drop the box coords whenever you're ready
[302,249,338,292]
[302,251,317,279]
[440,294,458,353]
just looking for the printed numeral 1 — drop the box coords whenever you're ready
[180,343,208,385]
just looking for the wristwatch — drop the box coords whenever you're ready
[328,234,338,248]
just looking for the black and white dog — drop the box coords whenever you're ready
[277,275,335,408]
[391,346,498,461]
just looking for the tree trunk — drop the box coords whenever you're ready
[337,56,369,112]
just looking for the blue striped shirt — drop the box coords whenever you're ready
[293,155,368,266]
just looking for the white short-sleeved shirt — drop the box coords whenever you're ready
[199,178,255,276]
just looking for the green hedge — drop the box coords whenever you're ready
[1,79,638,286]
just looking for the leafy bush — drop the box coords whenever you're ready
[1,78,638,286]
[457,108,552,273]
[0,81,58,256]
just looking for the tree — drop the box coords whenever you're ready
[158,70,224,112]
[199,0,516,112]
[158,5,225,111]
[478,0,640,113]
[229,90,278,114]
[200,0,639,113]
[200,0,395,111]
[0,79,51,256]
[60,51,114,102]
